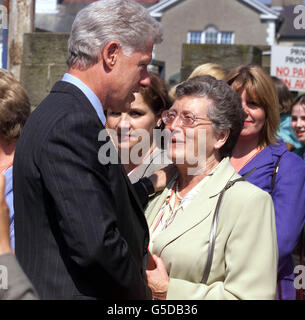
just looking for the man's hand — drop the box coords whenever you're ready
[148,164,176,193]
[0,175,11,255]
[146,254,169,300]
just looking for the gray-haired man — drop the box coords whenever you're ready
[14,0,162,299]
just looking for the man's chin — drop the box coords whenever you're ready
[127,92,136,104]
[117,94,135,112]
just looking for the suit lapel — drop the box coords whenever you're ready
[52,81,148,226]
[149,158,237,255]
[120,161,148,221]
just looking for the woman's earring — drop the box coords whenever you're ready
[156,119,162,128]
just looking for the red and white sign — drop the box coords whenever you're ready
[271,45,305,92]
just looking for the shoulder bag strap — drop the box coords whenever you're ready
[201,176,245,284]
[271,155,282,194]
[201,167,257,284]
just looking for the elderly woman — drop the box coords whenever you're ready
[106,72,172,183]
[0,69,31,251]
[145,75,278,300]
[227,65,305,300]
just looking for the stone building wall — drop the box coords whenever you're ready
[19,33,272,107]
[181,44,267,81]
[20,32,69,108]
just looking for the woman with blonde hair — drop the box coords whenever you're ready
[169,63,228,100]
[188,63,228,80]
[227,64,305,300]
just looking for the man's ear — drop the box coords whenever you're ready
[215,128,230,150]
[102,41,120,69]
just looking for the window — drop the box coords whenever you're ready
[221,32,234,45]
[187,26,234,45]
[204,26,218,44]
[188,31,202,44]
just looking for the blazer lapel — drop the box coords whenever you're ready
[150,158,237,255]
[145,173,178,227]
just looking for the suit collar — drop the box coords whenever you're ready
[61,74,106,125]
[51,81,106,125]
[147,158,237,255]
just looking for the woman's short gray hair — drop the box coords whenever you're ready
[176,75,245,158]
[67,0,163,70]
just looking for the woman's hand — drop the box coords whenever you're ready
[149,164,176,193]
[146,254,169,300]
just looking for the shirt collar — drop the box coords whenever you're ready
[62,73,106,125]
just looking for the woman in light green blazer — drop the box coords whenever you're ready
[145,76,278,300]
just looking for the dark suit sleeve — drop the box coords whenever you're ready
[39,111,151,299]
[0,253,39,300]
[133,182,149,208]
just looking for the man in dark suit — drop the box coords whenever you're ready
[13,0,163,300]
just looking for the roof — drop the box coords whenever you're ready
[277,5,305,38]
[148,0,280,20]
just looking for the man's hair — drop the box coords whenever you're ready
[176,75,245,159]
[0,69,31,142]
[67,0,163,70]
[226,64,280,147]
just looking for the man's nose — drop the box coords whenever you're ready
[139,70,150,88]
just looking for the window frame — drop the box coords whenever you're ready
[187,26,234,45]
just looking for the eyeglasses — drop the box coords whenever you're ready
[161,110,212,128]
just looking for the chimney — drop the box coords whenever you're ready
[272,0,304,6]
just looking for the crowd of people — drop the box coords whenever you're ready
[0,0,304,300]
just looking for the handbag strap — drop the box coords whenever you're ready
[201,168,256,284]
[271,155,282,194]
